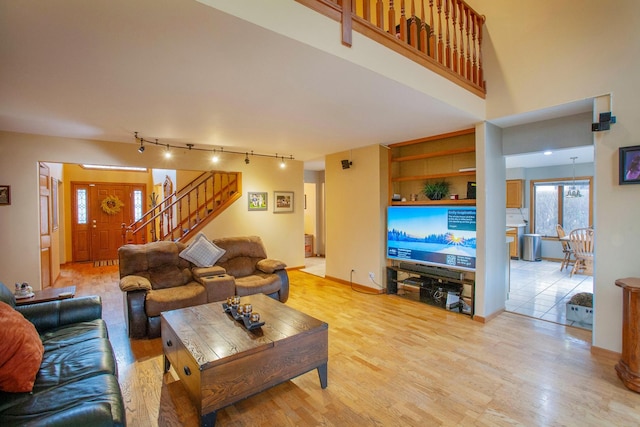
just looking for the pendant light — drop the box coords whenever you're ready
[566,156,582,198]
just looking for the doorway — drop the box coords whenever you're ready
[71,182,145,262]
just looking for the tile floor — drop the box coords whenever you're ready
[507,259,593,330]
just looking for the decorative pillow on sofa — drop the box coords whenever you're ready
[179,233,226,268]
[0,301,45,392]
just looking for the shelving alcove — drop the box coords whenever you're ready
[386,128,477,316]
[388,128,477,206]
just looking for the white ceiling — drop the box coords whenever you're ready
[0,0,593,171]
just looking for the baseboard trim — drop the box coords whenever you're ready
[325,275,385,294]
[473,308,504,324]
[591,345,621,359]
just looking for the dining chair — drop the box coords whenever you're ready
[556,224,574,272]
[569,227,594,277]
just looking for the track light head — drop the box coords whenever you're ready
[244,153,250,165]
[138,145,145,153]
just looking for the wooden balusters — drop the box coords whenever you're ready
[451,0,457,73]
[388,1,396,37]
[376,0,384,29]
[398,1,406,42]
[298,0,485,94]
[409,1,418,49]
[419,0,427,54]
[444,0,451,68]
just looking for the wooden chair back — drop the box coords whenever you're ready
[569,227,594,275]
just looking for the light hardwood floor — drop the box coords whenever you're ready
[54,263,640,426]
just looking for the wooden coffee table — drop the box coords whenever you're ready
[161,293,328,426]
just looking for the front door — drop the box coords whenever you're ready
[72,182,145,262]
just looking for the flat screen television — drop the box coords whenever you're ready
[387,205,476,272]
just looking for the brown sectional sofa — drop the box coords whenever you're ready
[118,236,288,339]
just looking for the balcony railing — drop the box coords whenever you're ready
[297,0,485,97]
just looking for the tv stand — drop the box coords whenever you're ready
[386,264,475,317]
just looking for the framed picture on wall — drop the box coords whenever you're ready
[0,185,10,205]
[247,192,268,211]
[619,145,640,185]
[273,191,294,213]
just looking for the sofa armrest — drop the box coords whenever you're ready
[16,296,102,333]
[256,259,287,274]
[192,266,226,278]
[119,275,152,292]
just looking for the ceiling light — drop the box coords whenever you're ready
[244,153,250,165]
[164,143,172,159]
[544,151,552,155]
[211,150,219,163]
[566,156,583,198]
[280,157,286,169]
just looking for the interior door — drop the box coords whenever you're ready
[72,182,145,262]
[39,163,52,289]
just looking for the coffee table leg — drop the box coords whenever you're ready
[317,362,328,389]
[202,410,217,427]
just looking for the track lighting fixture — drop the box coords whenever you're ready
[133,132,293,167]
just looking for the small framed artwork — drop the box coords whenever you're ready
[619,145,640,185]
[0,185,10,205]
[273,191,294,213]
[248,192,268,211]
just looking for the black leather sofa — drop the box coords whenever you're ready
[0,283,126,426]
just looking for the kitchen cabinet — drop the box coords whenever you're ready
[389,128,476,206]
[506,228,519,258]
[506,179,523,208]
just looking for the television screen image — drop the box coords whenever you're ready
[387,206,476,271]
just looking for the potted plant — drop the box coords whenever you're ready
[423,180,450,200]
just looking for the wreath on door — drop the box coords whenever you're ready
[101,195,124,215]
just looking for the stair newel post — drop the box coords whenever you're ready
[376,0,384,30]
[444,0,451,68]
[409,0,417,49]
[419,0,428,55]
[436,0,444,64]
[388,0,396,37]
[451,0,458,73]
[458,1,465,78]
[399,0,407,44]
[428,0,435,59]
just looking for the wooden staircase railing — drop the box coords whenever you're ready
[296,0,486,97]
[122,171,242,244]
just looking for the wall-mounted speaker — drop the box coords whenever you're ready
[341,159,352,169]
[592,111,616,132]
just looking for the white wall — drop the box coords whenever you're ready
[0,131,304,289]
[471,0,640,352]
[325,145,388,289]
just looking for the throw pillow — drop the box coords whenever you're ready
[179,233,226,268]
[0,301,44,392]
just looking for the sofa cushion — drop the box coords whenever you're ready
[149,265,192,290]
[219,257,262,278]
[213,235,268,261]
[145,282,207,317]
[39,319,108,352]
[119,274,152,292]
[0,374,126,427]
[180,233,226,267]
[0,302,45,393]
[34,338,116,391]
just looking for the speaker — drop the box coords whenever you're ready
[341,159,352,169]
[592,111,616,132]
[467,182,476,199]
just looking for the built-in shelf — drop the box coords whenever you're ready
[388,128,476,206]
